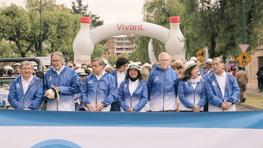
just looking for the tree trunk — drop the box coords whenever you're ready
[209,32,217,58]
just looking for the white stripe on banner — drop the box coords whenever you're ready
[0,126,262,148]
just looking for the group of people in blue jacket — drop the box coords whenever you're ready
[7,51,240,112]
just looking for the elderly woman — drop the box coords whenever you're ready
[177,60,207,112]
[115,63,148,112]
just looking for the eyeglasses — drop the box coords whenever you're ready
[79,75,86,78]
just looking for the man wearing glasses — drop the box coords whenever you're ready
[205,57,240,112]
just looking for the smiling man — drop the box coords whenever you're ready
[8,61,43,110]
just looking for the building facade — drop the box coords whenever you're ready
[246,45,263,89]
[104,35,136,58]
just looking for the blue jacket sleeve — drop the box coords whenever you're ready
[117,82,129,111]
[147,72,153,98]
[81,78,91,106]
[197,86,207,108]
[59,73,81,95]
[43,73,50,92]
[227,76,240,104]
[177,81,194,109]
[28,79,44,110]
[174,79,179,98]
[102,76,117,106]
[8,81,22,110]
[133,82,148,111]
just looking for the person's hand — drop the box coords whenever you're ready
[85,104,94,112]
[45,89,55,99]
[225,102,233,110]
[96,103,104,112]
[221,102,229,110]
[176,102,180,112]
[127,107,133,112]
[193,105,201,112]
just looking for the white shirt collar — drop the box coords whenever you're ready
[129,79,139,96]
[215,71,226,77]
[21,75,33,82]
[53,65,65,75]
[95,70,106,80]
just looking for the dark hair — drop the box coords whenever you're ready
[181,65,196,81]
[125,68,142,80]
[7,69,13,77]
[0,67,6,77]
[116,57,129,69]
[84,68,92,75]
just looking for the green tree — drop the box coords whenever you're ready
[0,4,32,57]
[142,0,263,60]
[25,0,80,58]
[107,55,117,66]
[0,40,19,58]
[182,0,263,58]
[129,37,150,63]
[0,1,81,58]
[91,44,105,58]
[72,0,103,27]
[141,0,184,61]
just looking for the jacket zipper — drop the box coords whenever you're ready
[162,71,166,111]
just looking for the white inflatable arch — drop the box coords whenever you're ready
[73,16,184,64]
[90,22,169,44]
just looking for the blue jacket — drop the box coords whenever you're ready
[43,66,81,111]
[116,79,148,112]
[8,76,43,110]
[82,72,116,111]
[205,72,240,107]
[147,65,178,111]
[200,68,213,79]
[177,78,207,110]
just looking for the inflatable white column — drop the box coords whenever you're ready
[73,17,94,65]
[148,39,158,64]
[165,16,185,61]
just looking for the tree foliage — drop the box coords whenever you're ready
[0,0,104,60]
[142,0,263,60]
[71,0,103,27]
[139,0,183,62]
[0,4,32,57]
[91,44,105,58]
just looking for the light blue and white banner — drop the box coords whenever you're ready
[0,110,262,148]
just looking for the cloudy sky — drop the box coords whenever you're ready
[0,0,145,24]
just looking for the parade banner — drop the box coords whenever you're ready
[0,110,262,148]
